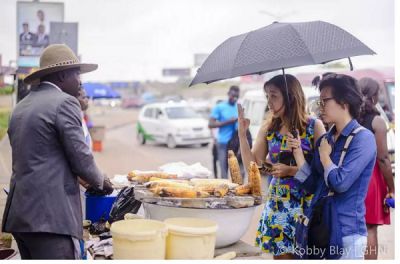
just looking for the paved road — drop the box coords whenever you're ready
[89,107,213,176]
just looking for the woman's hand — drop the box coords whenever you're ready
[271,163,293,178]
[287,131,306,167]
[319,137,332,167]
[384,192,394,214]
[287,131,302,154]
[237,103,250,137]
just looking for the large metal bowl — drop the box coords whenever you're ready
[143,202,259,248]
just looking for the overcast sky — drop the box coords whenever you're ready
[0,0,395,82]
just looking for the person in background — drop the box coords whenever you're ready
[19,22,36,46]
[358,77,395,259]
[210,99,223,178]
[209,86,240,179]
[311,72,334,131]
[34,24,49,48]
[238,74,325,259]
[77,87,92,149]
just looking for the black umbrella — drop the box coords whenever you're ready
[190,20,375,136]
[190,21,375,86]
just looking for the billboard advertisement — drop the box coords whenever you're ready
[49,22,78,55]
[17,1,64,67]
[162,68,191,77]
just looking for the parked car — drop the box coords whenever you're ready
[136,102,212,148]
[121,96,144,108]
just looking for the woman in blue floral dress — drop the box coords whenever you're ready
[237,74,326,259]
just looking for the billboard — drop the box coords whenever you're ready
[17,1,64,67]
[50,22,78,55]
[162,68,191,77]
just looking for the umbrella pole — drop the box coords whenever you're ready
[348,57,354,71]
[281,68,296,137]
[282,68,290,108]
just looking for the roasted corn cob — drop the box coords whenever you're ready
[196,191,211,198]
[127,171,177,183]
[190,178,238,189]
[214,184,229,197]
[228,150,243,185]
[194,185,217,194]
[249,161,262,196]
[157,186,197,198]
[234,184,252,196]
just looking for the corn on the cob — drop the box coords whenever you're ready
[127,171,177,183]
[214,184,229,197]
[249,161,262,196]
[147,181,192,190]
[234,184,252,196]
[157,186,197,198]
[196,191,211,198]
[228,150,243,185]
[194,185,216,194]
[190,178,238,189]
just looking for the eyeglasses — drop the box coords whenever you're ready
[316,97,334,107]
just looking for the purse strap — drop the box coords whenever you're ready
[327,125,365,196]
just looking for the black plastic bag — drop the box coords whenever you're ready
[108,186,142,223]
[89,217,109,235]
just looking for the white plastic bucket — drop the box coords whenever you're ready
[164,217,218,259]
[111,219,167,259]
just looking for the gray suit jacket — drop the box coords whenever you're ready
[2,83,104,239]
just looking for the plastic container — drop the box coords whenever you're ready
[85,193,117,222]
[92,140,103,152]
[143,202,257,248]
[164,217,218,259]
[89,126,106,141]
[111,219,168,259]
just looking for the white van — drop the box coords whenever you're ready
[136,101,212,148]
[241,88,395,173]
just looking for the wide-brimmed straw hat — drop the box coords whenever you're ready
[24,44,98,85]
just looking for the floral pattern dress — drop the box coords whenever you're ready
[255,117,316,256]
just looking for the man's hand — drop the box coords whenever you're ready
[86,175,114,196]
[102,176,114,195]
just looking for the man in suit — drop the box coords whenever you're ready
[2,44,113,259]
[34,24,49,48]
[19,22,36,45]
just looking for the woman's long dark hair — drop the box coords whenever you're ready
[264,74,307,134]
[358,77,380,124]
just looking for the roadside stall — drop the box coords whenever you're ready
[83,155,268,260]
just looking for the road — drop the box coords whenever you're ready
[89,107,213,176]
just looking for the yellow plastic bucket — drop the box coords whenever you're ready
[111,219,168,259]
[164,217,218,259]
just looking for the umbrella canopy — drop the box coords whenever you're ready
[83,83,121,99]
[190,20,375,86]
